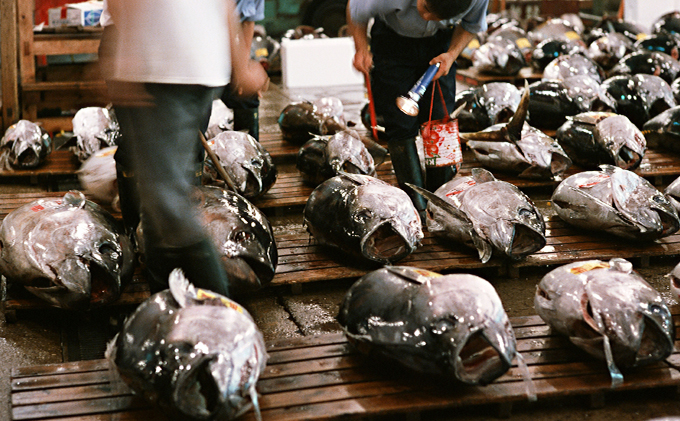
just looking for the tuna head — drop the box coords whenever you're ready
[196,186,277,295]
[326,130,375,176]
[277,101,324,144]
[593,115,646,170]
[71,106,121,162]
[0,120,52,169]
[642,105,680,153]
[536,259,674,376]
[351,182,422,263]
[109,269,267,421]
[0,191,133,310]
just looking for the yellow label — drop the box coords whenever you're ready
[515,37,531,49]
[196,289,244,313]
[412,268,442,278]
[569,262,610,275]
[255,47,269,58]
[636,33,648,40]
[96,147,117,157]
[565,31,581,40]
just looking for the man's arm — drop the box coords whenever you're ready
[227,0,269,96]
[346,0,372,74]
[430,25,475,80]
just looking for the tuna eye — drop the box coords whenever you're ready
[251,158,263,168]
[99,243,118,257]
[518,208,534,217]
[355,209,372,221]
[233,231,252,242]
[537,286,550,300]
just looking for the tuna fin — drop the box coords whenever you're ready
[608,258,633,273]
[405,183,470,222]
[339,171,369,185]
[459,128,507,143]
[63,191,88,209]
[505,80,530,141]
[471,167,497,183]
[515,352,537,402]
[472,235,494,263]
[361,136,389,166]
[598,164,619,176]
[602,334,624,388]
[168,268,193,308]
[450,102,467,119]
[384,266,438,284]
[249,386,263,421]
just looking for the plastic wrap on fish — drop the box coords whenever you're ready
[528,18,581,45]
[471,37,526,76]
[107,269,267,421]
[251,34,281,73]
[304,173,422,264]
[0,120,52,170]
[278,99,345,144]
[527,79,581,129]
[297,129,376,185]
[587,32,634,70]
[77,146,119,210]
[205,99,234,139]
[643,105,680,152]
[563,75,604,112]
[542,53,605,83]
[71,106,121,162]
[531,38,587,71]
[409,168,545,263]
[664,174,680,213]
[535,258,675,387]
[589,17,647,44]
[338,266,523,386]
[667,259,680,300]
[0,191,134,310]
[203,130,277,199]
[194,186,277,295]
[609,51,680,84]
[556,112,646,170]
[634,33,680,59]
[461,86,572,179]
[552,165,680,240]
[652,11,680,36]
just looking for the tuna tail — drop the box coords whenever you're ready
[603,334,624,388]
[505,80,530,141]
[168,268,194,308]
[470,167,497,183]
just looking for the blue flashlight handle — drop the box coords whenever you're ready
[408,63,441,99]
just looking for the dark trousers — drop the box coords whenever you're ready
[112,83,219,248]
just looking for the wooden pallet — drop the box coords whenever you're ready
[456,67,543,87]
[10,312,680,421]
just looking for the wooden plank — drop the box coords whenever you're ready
[11,309,680,421]
[32,35,101,56]
[21,80,107,92]
[1,0,19,132]
[455,67,543,87]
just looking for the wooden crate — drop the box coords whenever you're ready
[10,312,680,421]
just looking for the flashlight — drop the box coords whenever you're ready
[396,63,441,116]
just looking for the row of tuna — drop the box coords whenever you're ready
[338,259,676,389]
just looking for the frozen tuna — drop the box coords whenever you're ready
[551,165,680,240]
[535,258,675,387]
[77,146,119,210]
[338,266,518,385]
[107,268,267,421]
[471,37,527,76]
[0,120,52,170]
[407,168,546,263]
[454,82,522,132]
[642,105,680,152]
[0,191,134,310]
[203,130,277,199]
[304,173,422,264]
[278,99,345,144]
[71,106,121,162]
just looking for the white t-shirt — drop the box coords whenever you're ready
[105,0,231,86]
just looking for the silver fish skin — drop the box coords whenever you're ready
[556,112,646,170]
[633,74,677,119]
[204,130,277,199]
[642,105,680,152]
[337,266,517,385]
[586,32,634,70]
[416,168,545,263]
[542,53,605,83]
[0,120,53,170]
[0,191,134,310]
[552,165,680,240]
[471,37,526,76]
[528,18,580,45]
[665,175,680,213]
[205,99,234,139]
[304,174,423,264]
[535,258,674,374]
[297,130,376,185]
[71,106,121,162]
[478,82,522,125]
[77,146,119,210]
[563,75,605,112]
[108,269,267,421]
[195,186,277,295]
[668,260,680,301]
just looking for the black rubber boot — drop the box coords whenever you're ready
[115,165,140,238]
[233,107,259,141]
[426,165,455,192]
[145,239,230,298]
[387,138,427,211]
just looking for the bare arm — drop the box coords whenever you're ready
[227,0,268,96]
[346,1,372,74]
[430,25,475,80]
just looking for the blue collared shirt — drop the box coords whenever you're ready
[349,0,488,37]
[236,0,265,22]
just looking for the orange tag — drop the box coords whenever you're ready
[578,174,610,188]
[569,261,610,274]
[196,289,244,313]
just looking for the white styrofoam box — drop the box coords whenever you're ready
[48,1,104,27]
[624,0,680,33]
[281,37,364,88]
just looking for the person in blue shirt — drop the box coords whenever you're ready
[221,0,265,140]
[347,0,488,213]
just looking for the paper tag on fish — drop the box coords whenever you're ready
[95,147,117,157]
[636,33,648,40]
[420,119,463,168]
[467,39,480,49]
[565,31,581,40]
[569,261,610,274]
[196,289,244,313]
[255,47,269,58]
[386,266,440,284]
[515,37,531,49]
[578,174,609,188]
[446,180,476,198]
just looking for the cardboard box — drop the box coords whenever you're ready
[48,1,103,27]
[281,37,364,88]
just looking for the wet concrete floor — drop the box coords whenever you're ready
[2,77,680,420]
